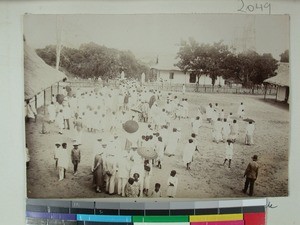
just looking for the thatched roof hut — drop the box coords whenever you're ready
[264,63,290,103]
[24,44,66,100]
[264,63,289,87]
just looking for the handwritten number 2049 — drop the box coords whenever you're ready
[238,0,271,14]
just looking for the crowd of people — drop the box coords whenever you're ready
[25,79,259,197]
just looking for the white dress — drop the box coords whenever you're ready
[166,176,178,197]
[165,131,180,156]
[57,149,69,169]
[191,119,202,134]
[47,104,56,122]
[183,142,196,164]
[225,143,233,160]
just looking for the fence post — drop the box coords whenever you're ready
[44,90,46,111]
[34,95,37,111]
[264,85,267,100]
[57,82,60,94]
[41,90,47,134]
[275,86,278,101]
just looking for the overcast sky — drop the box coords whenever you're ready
[24,14,289,61]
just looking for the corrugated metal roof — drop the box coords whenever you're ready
[24,44,67,100]
[264,63,289,87]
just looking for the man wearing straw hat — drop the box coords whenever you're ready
[71,142,81,176]
[243,155,259,196]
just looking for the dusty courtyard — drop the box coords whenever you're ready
[26,91,289,199]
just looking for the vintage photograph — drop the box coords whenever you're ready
[24,14,289,199]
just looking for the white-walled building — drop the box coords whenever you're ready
[150,59,225,86]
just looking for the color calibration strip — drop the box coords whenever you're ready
[26,199,266,225]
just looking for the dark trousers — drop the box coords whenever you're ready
[73,160,79,173]
[243,177,256,196]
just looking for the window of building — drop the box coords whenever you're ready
[169,72,174,79]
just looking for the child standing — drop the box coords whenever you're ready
[166,170,178,198]
[183,139,196,170]
[71,143,81,175]
[54,142,61,169]
[150,183,162,198]
[143,160,152,196]
[155,136,164,169]
[223,140,233,168]
[56,109,64,134]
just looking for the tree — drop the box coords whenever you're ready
[176,38,278,87]
[280,50,289,63]
[36,42,150,80]
[223,51,278,87]
[176,38,231,86]
[36,45,56,67]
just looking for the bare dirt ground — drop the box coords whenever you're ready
[26,91,289,199]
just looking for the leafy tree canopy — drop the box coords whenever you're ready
[176,38,278,87]
[36,42,150,81]
[280,49,289,63]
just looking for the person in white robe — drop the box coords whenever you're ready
[165,128,180,157]
[73,113,83,144]
[223,140,233,168]
[103,150,117,195]
[143,159,153,196]
[245,121,255,145]
[219,109,225,121]
[56,109,64,134]
[129,147,145,197]
[166,170,178,198]
[213,118,223,143]
[222,118,231,142]
[191,116,202,135]
[229,120,239,142]
[116,152,131,197]
[57,143,69,181]
[155,136,164,169]
[205,103,213,123]
[182,139,196,170]
[47,102,56,123]
[182,99,189,118]
[63,105,72,130]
